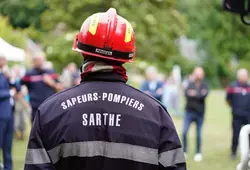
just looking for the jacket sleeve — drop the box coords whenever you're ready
[0,90,11,99]
[47,69,59,82]
[226,83,234,105]
[21,73,31,89]
[196,83,209,99]
[159,107,186,170]
[185,82,208,100]
[9,79,21,92]
[0,79,22,100]
[150,91,161,99]
[24,109,55,170]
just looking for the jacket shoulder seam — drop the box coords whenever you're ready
[39,83,84,109]
[125,84,169,114]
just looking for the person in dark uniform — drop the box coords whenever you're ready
[140,66,164,101]
[24,8,186,170]
[21,55,63,122]
[226,68,250,159]
[0,55,21,170]
[182,67,209,162]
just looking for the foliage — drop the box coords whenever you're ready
[179,0,250,86]
[40,0,188,72]
[44,32,82,72]
[0,0,46,29]
[0,16,25,48]
[0,0,189,74]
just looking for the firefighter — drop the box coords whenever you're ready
[226,68,250,159]
[21,55,62,122]
[24,8,186,170]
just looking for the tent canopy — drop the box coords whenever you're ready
[0,38,25,62]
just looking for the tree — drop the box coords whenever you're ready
[179,0,250,86]
[0,0,46,29]
[0,16,25,48]
[39,0,188,72]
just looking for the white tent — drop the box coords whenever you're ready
[0,38,25,62]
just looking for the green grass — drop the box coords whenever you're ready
[13,139,28,170]
[12,90,239,170]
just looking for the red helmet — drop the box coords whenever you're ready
[72,8,136,63]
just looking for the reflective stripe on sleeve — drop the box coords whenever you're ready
[47,141,158,165]
[25,148,51,164]
[159,148,186,167]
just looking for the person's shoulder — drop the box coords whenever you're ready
[39,84,80,110]
[157,80,164,86]
[45,68,57,74]
[125,84,168,110]
[25,68,36,75]
[229,81,238,87]
[127,85,172,121]
[141,80,149,85]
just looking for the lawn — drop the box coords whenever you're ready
[11,90,239,170]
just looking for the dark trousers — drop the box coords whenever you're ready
[182,111,204,154]
[0,117,14,170]
[231,115,248,155]
[31,108,38,123]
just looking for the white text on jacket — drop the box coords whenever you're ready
[82,113,121,127]
[61,92,144,111]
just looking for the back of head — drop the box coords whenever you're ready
[237,68,248,84]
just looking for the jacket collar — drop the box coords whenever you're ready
[81,71,126,83]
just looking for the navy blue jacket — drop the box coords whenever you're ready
[21,68,58,109]
[185,80,209,114]
[140,80,164,101]
[226,81,250,116]
[0,72,21,119]
[24,73,186,170]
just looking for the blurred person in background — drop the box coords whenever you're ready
[226,68,250,159]
[12,65,30,140]
[60,62,80,89]
[0,55,21,170]
[182,74,194,90]
[172,65,182,114]
[21,55,63,122]
[71,63,81,85]
[162,72,181,116]
[140,66,164,101]
[182,67,208,162]
[24,8,186,170]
